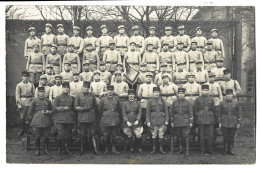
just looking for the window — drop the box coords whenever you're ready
[247,70,255,92]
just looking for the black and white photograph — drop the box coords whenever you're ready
[4,1,256,165]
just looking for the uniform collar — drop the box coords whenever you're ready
[217,66,222,68]
[178,69,183,72]
[179,34,184,36]
[119,34,125,37]
[23,81,29,83]
[197,68,202,71]
[74,35,79,37]
[129,99,134,102]
[212,37,217,39]
[102,34,107,36]
[149,35,155,37]
[191,49,196,51]
[163,82,169,86]
[46,32,50,35]
[87,35,93,38]
[30,36,36,39]
[207,49,212,51]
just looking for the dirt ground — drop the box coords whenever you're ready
[6,112,255,165]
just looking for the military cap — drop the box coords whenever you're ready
[109,39,116,45]
[178,25,185,30]
[85,41,92,46]
[207,70,211,74]
[196,27,202,31]
[216,58,224,62]
[116,63,123,67]
[128,89,135,95]
[208,72,216,77]
[178,87,185,93]
[162,42,169,46]
[118,25,125,30]
[82,60,90,65]
[28,27,35,31]
[57,24,64,28]
[22,71,29,76]
[107,85,114,91]
[206,40,213,45]
[177,62,185,66]
[55,74,62,79]
[177,41,184,45]
[129,41,136,45]
[211,28,218,33]
[33,44,39,47]
[191,41,197,44]
[83,81,91,88]
[73,25,80,30]
[226,89,233,95]
[40,74,47,79]
[100,25,107,29]
[64,60,71,65]
[223,69,231,75]
[62,82,70,88]
[147,42,153,46]
[160,62,167,67]
[46,64,53,68]
[114,70,122,76]
[140,63,147,67]
[68,42,74,47]
[149,26,156,31]
[196,60,203,64]
[38,86,45,92]
[153,87,160,92]
[86,26,93,30]
[201,84,209,90]
[72,72,79,76]
[45,23,52,28]
[52,44,57,48]
[93,70,101,75]
[99,61,106,66]
[165,26,172,31]
[162,73,169,79]
[146,72,153,77]
[187,72,195,77]
[132,25,139,30]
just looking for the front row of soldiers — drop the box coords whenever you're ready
[20,70,242,156]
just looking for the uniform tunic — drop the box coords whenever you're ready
[129,35,145,54]
[175,34,191,51]
[194,69,209,84]
[84,36,98,51]
[208,37,225,59]
[111,81,129,98]
[144,36,161,53]
[191,36,207,52]
[41,33,56,56]
[188,49,204,72]
[160,35,177,52]
[96,35,113,60]
[90,80,107,105]
[69,81,83,97]
[46,53,62,74]
[173,50,189,71]
[60,71,73,83]
[49,84,63,103]
[172,70,188,87]
[79,71,94,82]
[142,51,159,72]
[103,49,121,72]
[211,66,225,83]
[24,36,41,58]
[205,82,223,106]
[45,74,55,87]
[34,86,50,98]
[124,50,141,71]
[83,50,100,71]
[122,100,142,127]
[219,79,242,97]
[203,50,218,71]
[159,83,178,107]
[100,70,112,85]
[137,83,157,108]
[63,52,81,73]
[55,33,69,57]
[154,72,172,86]
[158,51,175,72]
[26,52,45,73]
[114,34,129,57]
[16,81,35,107]
[183,82,201,105]
[69,36,84,55]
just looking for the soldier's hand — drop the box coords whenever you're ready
[219,123,222,128]
[147,122,151,127]
[24,56,28,60]
[18,105,22,109]
[126,121,132,127]
[134,120,139,125]
[171,123,174,127]
[237,124,241,129]
[190,123,193,127]
[44,110,51,115]
[165,122,168,125]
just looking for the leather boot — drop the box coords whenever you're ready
[159,138,166,155]
[92,136,100,155]
[208,138,215,154]
[64,139,72,155]
[223,140,228,155]
[44,137,51,155]
[128,137,134,155]
[111,138,120,155]
[35,137,40,156]
[229,142,235,155]
[185,138,189,156]
[103,137,109,155]
[79,136,84,155]
[57,139,62,156]
[137,138,144,155]
[150,138,157,155]
[177,138,183,155]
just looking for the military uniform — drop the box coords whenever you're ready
[69,72,83,97]
[160,27,177,52]
[49,74,63,103]
[41,23,56,56]
[154,63,173,86]
[206,73,223,107]
[175,25,191,52]
[114,25,129,60]
[55,24,69,58]
[194,84,216,154]
[96,25,113,60]
[35,75,50,98]
[170,88,193,155]
[99,61,112,85]
[63,44,81,73]
[211,59,225,84]
[129,26,145,54]
[158,44,175,73]
[173,42,189,71]
[79,60,94,82]
[53,82,75,156]
[188,42,204,72]
[124,41,141,71]
[69,26,84,59]
[183,82,201,105]
[203,41,218,71]
[208,29,225,60]
[191,27,207,52]
[90,70,107,105]
[142,45,159,75]
[24,27,41,60]
[46,44,62,74]
[28,87,52,155]
[103,40,121,73]
[144,27,161,53]
[83,41,100,72]
[172,63,188,87]
[194,63,209,85]
[60,63,74,83]
[218,89,242,155]
[84,26,98,52]
[111,71,129,104]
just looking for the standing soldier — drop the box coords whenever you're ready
[173,42,189,71]
[220,69,242,101]
[69,72,83,98]
[194,60,209,85]
[172,62,188,87]
[74,81,100,155]
[60,60,73,83]
[183,73,202,105]
[44,64,55,87]
[110,63,126,84]
[46,44,62,74]
[191,27,207,53]
[154,62,172,86]
[124,41,142,72]
[170,87,193,155]
[211,58,226,85]
[99,61,112,85]
[142,43,160,77]
[218,89,242,155]
[79,60,94,82]
[160,26,177,52]
[144,26,161,53]
[188,41,204,72]
[194,84,216,154]
[55,24,69,59]
[175,25,191,52]
[146,87,169,155]
[203,40,218,71]
[114,25,129,61]
[26,44,45,87]
[83,41,100,72]
[103,40,122,74]
[122,89,144,155]
[90,70,107,105]
[35,75,50,98]
[49,74,63,103]
[98,85,122,155]
[84,26,98,53]
[41,23,56,58]
[24,26,41,61]
[96,25,113,61]
[208,29,225,60]
[63,43,81,73]
[69,25,84,61]
[129,25,144,55]
[53,82,75,156]
[28,87,52,156]
[16,71,35,137]
[158,42,175,74]
[136,63,148,93]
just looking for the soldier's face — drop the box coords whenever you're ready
[146,76,152,83]
[177,44,183,49]
[47,68,53,73]
[209,77,215,83]
[87,29,92,35]
[161,66,167,72]
[133,29,138,35]
[226,94,233,100]
[140,66,146,71]
[73,29,80,35]
[128,93,135,100]
[73,75,79,81]
[216,61,223,67]
[153,91,160,98]
[83,64,89,71]
[94,73,100,80]
[208,44,213,49]
[191,43,197,49]
[86,45,92,50]
[40,78,47,86]
[196,63,202,68]
[224,74,231,80]
[63,86,70,94]
[212,31,218,37]
[68,46,74,52]
[29,30,35,36]
[107,90,114,96]
[51,47,57,53]
[119,28,125,34]
[202,89,209,96]
[115,74,122,81]
[38,91,45,98]
[178,28,184,34]
[22,75,28,81]
[162,77,169,84]
[109,44,115,50]
[165,30,171,35]
[117,65,123,71]
[149,29,155,35]
[100,65,106,71]
[147,45,153,51]
[45,27,51,33]
[64,64,71,71]
[82,86,89,93]
[197,29,202,35]
[178,92,185,99]
[58,27,64,33]
[55,78,62,84]
[102,28,107,34]
[178,64,184,70]
[188,76,195,82]
[130,44,136,50]
[33,46,39,52]
[162,45,168,50]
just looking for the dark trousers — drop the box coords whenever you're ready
[32,127,51,138]
[221,127,237,146]
[55,123,73,141]
[78,122,97,137]
[100,126,118,141]
[198,124,214,150]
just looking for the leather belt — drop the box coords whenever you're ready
[210,95,219,97]
[147,62,156,64]
[57,44,67,46]
[90,61,97,64]
[189,61,196,64]
[52,63,60,66]
[74,47,80,49]
[136,45,142,48]
[175,80,187,84]
[100,46,109,48]
[161,94,176,97]
[20,95,33,98]
[197,46,205,48]
[43,45,52,47]
[128,62,139,65]
[183,46,188,48]
[116,46,127,48]
[215,49,222,51]
[71,61,77,64]
[141,97,150,99]
[27,47,33,49]
[31,62,42,64]
[185,94,199,97]
[204,61,215,64]
[167,62,173,64]
[106,61,118,64]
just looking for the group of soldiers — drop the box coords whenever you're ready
[15,23,242,157]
